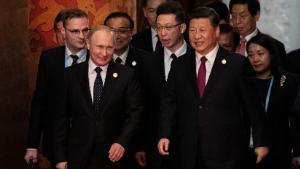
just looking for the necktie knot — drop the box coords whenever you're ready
[70,55,79,65]
[170,53,177,60]
[201,56,207,63]
[115,57,123,64]
[95,67,102,74]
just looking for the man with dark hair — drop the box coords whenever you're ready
[54,25,143,169]
[207,1,230,24]
[104,12,165,169]
[156,1,191,81]
[24,8,90,168]
[157,7,269,169]
[53,9,67,46]
[131,0,166,53]
[229,0,286,59]
[218,23,240,52]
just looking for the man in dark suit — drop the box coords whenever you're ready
[156,1,192,82]
[24,8,90,167]
[104,12,166,169]
[131,0,166,53]
[229,0,286,61]
[157,7,269,169]
[54,25,143,169]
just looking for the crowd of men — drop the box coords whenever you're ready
[24,0,300,169]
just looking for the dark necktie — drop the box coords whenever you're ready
[115,57,123,64]
[197,57,207,97]
[70,55,79,66]
[170,53,177,66]
[154,36,163,54]
[93,67,104,114]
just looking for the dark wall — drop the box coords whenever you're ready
[0,0,30,168]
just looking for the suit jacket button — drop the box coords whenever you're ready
[199,105,203,109]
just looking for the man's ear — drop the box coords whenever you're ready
[255,11,260,21]
[180,23,187,34]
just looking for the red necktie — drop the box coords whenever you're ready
[236,37,246,56]
[197,57,207,97]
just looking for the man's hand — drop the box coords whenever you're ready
[254,146,269,163]
[108,143,125,162]
[292,157,300,167]
[135,151,147,167]
[56,161,67,169]
[24,149,38,164]
[157,138,170,156]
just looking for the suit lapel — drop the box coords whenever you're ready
[76,62,94,117]
[125,47,135,67]
[98,62,119,117]
[187,52,200,98]
[202,48,228,99]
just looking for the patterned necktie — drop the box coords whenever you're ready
[197,57,207,97]
[93,67,103,114]
[115,57,123,64]
[236,37,246,56]
[70,55,79,66]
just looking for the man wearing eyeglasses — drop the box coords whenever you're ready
[156,1,191,81]
[24,8,90,168]
[104,12,165,169]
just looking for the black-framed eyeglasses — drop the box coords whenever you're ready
[110,27,132,34]
[66,28,91,36]
[156,23,181,32]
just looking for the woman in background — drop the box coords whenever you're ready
[246,34,300,169]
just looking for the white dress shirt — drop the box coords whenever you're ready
[164,41,187,81]
[88,59,108,102]
[195,45,219,85]
[241,28,258,57]
[65,47,87,67]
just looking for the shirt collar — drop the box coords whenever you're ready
[196,44,219,64]
[88,58,108,75]
[113,47,130,64]
[151,27,158,39]
[164,40,187,59]
[65,46,87,59]
[244,28,258,42]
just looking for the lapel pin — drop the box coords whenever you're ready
[132,61,137,66]
[113,72,118,78]
[221,59,227,64]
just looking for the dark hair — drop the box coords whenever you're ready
[229,0,260,17]
[207,1,229,23]
[62,8,88,28]
[188,7,220,27]
[156,1,185,24]
[104,12,134,29]
[246,34,280,75]
[219,23,240,50]
[54,9,67,31]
